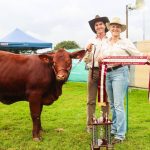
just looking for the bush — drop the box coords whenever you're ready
[54,41,80,50]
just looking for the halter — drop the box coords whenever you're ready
[51,50,86,77]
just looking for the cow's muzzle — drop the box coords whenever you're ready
[52,66,71,81]
[56,74,66,81]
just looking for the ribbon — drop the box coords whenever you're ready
[98,56,150,106]
[98,63,107,106]
[102,56,149,65]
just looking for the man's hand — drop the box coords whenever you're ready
[86,43,93,52]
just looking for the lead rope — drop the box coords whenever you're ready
[71,49,87,71]
[71,59,83,71]
[91,44,96,79]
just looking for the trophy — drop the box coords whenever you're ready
[91,111,114,150]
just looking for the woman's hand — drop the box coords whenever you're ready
[98,54,104,63]
[143,52,150,61]
[147,52,150,62]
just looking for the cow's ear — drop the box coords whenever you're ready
[70,50,86,59]
[39,54,54,64]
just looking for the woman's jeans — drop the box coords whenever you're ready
[106,66,129,140]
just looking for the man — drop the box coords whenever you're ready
[84,15,110,133]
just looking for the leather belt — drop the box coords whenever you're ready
[107,65,123,72]
[93,67,99,69]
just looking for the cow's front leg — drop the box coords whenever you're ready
[39,105,43,136]
[29,92,42,141]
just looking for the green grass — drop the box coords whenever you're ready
[0,82,150,150]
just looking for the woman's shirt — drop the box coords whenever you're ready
[83,36,108,68]
[102,38,142,57]
[101,38,143,68]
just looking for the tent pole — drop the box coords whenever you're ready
[126,86,129,132]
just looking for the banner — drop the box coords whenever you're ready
[98,56,150,106]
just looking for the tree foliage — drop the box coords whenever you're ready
[54,41,80,50]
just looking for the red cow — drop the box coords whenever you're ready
[0,49,85,141]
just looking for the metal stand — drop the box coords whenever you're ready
[91,119,114,150]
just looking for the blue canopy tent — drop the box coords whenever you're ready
[0,28,52,51]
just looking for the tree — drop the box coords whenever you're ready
[54,41,80,50]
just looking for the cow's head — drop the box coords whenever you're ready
[39,48,85,81]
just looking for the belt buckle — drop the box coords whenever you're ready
[107,67,113,72]
[110,67,114,71]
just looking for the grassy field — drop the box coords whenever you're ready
[0,82,150,150]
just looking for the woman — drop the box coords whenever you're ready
[83,15,110,133]
[100,17,145,144]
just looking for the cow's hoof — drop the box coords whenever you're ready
[33,137,42,142]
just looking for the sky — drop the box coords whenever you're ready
[0,0,150,48]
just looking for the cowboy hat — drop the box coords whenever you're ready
[106,17,126,32]
[89,15,110,33]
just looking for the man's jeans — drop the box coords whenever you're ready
[106,66,129,140]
